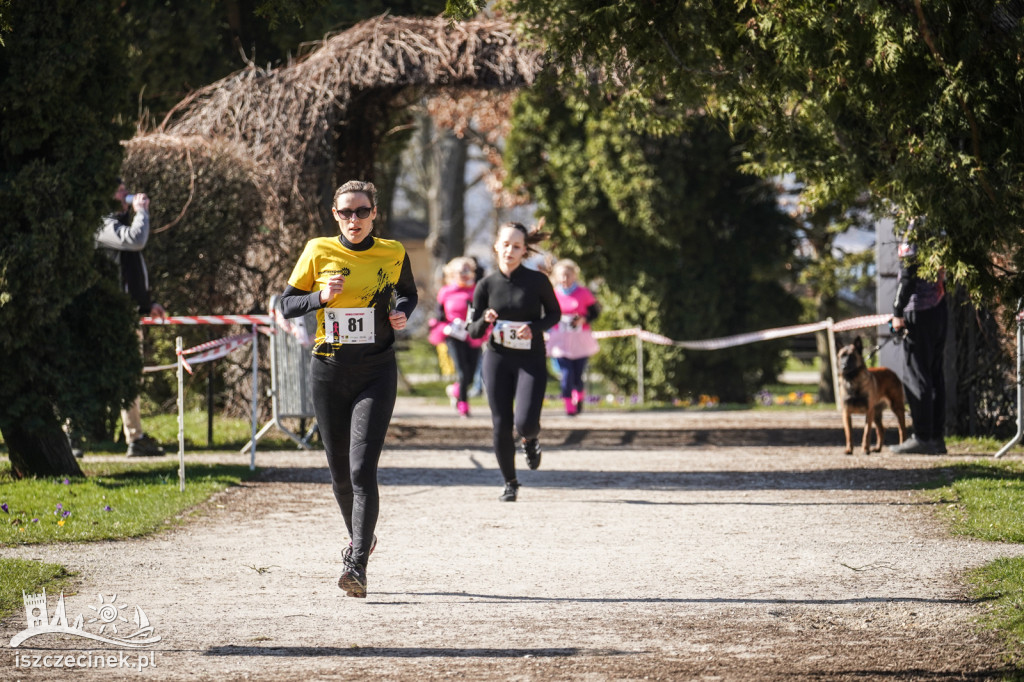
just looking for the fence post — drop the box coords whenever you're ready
[176,336,185,492]
[250,324,259,471]
[826,318,841,412]
[996,312,1024,458]
[635,329,645,404]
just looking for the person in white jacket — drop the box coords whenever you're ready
[94,179,167,457]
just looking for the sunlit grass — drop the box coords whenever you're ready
[0,461,255,544]
[921,460,1024,665]
[0,559,72,621]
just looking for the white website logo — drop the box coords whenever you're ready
[10,589,161,648]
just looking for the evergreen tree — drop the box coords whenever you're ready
[452,0,1024,309]
[506,90,799,402]
[0,1,139,477]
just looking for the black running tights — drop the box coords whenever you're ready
[310,354,397,567]
[481,350,548,483]
[446,337,481,404]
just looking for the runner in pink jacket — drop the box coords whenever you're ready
[548,259,601,416]
[433,257,485,417]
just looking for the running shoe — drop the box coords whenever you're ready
[499,480,519,502]
[338,556,367,598]
[523,437,542,470]
[126,433,165,457]
[341,534,377,564]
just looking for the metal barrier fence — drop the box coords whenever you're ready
[242,295,318,451]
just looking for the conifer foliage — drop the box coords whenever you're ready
[0,1,139,477]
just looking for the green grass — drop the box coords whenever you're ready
[922,460,1024,665]
[139,412,302,452]
[969,557,1024,667]
[398,339,449,376]
[0,559,73,621]
[925,461,1024,542]
[0,461,255,544]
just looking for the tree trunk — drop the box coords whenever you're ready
[1,415,85,479]
[816,296,840,404]
[426,127,468,263]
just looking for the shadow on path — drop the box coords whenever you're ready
[256,464,945,492]
[204,645,621,658]
[369,592,978,606]
[387,425,843,449]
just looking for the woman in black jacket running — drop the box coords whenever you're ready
[467,222,560,502]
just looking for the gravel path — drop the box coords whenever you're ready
[2,401,1023,680]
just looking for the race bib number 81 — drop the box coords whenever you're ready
[325,308,375,344]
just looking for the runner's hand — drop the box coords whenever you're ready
[319,274,345,304]
[389,311,407,330]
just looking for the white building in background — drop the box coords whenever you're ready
[875,216,902,373]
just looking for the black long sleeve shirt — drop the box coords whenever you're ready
[467,265,561,355]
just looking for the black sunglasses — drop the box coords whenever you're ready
[335,206,373,219]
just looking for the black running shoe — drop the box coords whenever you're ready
[499,480,519,502]
[342,534,377,564]
[338,555,367,598]
[523,438,542,470]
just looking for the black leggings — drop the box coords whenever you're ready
[310,353,397,566]
[903,302,948,441]
[446,338,481,403]
[481,350,548,483]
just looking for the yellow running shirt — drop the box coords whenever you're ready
[287,236,417,362]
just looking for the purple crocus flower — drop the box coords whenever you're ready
[1,503,8,513]
[103,506,112,512]
[61,510,71,518]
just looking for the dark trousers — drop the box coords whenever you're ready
[553,357,588,397]
[481,350,548,483]
[903,302,948,442]
[446,338,481,404]
[310,353,397,566]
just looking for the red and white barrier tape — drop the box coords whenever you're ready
[591,314,893,351]
[141,311,894,356]
[592,327,644,339]
[145,333,256,374]
[141,312,311,345]
[831,313,894,333]
[142,314,272,325]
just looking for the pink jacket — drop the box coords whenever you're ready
[548,285,600,359]
[430,284,485,348]
[554,285,598,330]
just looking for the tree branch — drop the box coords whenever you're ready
[912,0,998,206]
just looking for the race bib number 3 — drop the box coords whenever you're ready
[444,318,469,341]
[325,308,375,344]
[493,320,532,350]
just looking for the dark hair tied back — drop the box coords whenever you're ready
[501,221,547,255]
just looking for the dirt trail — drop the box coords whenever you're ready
[2,401,1022,680]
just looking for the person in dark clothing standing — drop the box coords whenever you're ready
[889,218,947,455]
[467,222,560,502]
[279,180,418,598]
[95,179,167,457]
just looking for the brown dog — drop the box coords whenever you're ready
[837,337,906,454]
